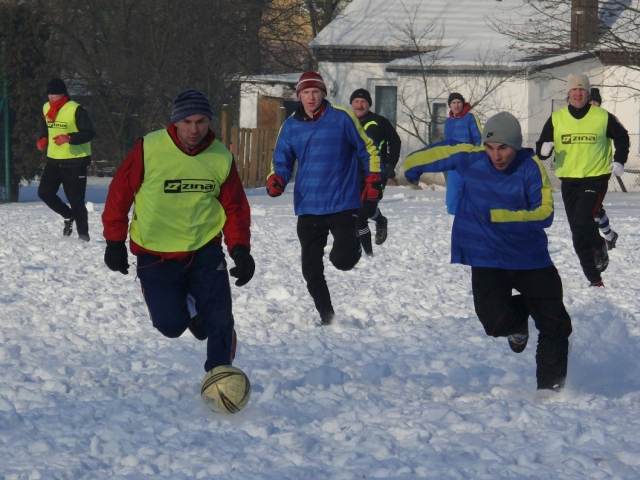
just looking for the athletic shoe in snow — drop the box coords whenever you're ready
[594,243,609,273]
[537,378,565,392]
[375,216,388,245]
[508,333,529,353]
[590,280,605,288]
[605,231,618,250]
[320,309,335,326]
[78,234,90,242]
[63,218,73,236]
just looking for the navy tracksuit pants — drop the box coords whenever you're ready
[471,266,572,389]
[561,176,610,283]
[297,210,361,318]
[136,243,234,372]
[38,159,90,236]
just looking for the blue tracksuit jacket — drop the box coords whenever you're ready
[405,142,554,270]
[443,110,482,214]
[271,101,379,216]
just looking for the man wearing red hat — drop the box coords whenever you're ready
[266,71,382,325]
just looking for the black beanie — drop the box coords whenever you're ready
[47,78,68,95]
[170,89,213,123]
[447,92,465,106]
[350,88,373,107]
[590,87,602,104]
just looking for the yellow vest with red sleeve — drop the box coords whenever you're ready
[42,100,92,159]
[552,106,611,178]
[129,129,233,252]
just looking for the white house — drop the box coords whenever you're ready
[310,0,640,178]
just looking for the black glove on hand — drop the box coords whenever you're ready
[104,240,129,275]
[229,245,255,287]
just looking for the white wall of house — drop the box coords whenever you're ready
[526,58,601,144]
[599,66,640,167]
[394,73,531,159]
[239,83,293,129]
[527,61,640,169]
[318,61,396,106]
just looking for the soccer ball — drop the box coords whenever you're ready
[201,365,251,414]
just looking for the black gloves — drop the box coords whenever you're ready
[104,240,129,274]
[229,245,255,287]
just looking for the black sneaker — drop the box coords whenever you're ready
[594,243,609,272]
[78,234,90,242]
[375,216,388,245]
[320,309,335,326]
[63,218,73,236]
[508,332,529,353]
[188,314,207,340]
[605,231,618,250]
[537,378,565,392]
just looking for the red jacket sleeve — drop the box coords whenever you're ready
[102,139,145,241]
[219,159,251,254]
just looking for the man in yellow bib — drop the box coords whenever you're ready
[536,73,629,287]
[102,89,254,374]
[36,78,95,241]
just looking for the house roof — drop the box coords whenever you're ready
[311,0,631,66]
[310,0,532,58]
[386,50,594,75]
[234,73,300,85]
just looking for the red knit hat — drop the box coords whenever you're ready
[296,71,327,96]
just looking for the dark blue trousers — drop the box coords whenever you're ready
[471,266,572,389]
[136,243,234,371]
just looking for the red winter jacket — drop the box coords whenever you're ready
[102,124,251,259]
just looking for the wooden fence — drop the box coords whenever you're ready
[220,105,285,188]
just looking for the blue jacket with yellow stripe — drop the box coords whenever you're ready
[271,100,380,216]
[405,142,554,270]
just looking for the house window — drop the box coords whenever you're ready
[374,86,397,126]
[430,102,448,143]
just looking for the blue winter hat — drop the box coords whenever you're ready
[170,89,213,123]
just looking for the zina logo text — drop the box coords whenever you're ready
[164,179,216,193]
[561,134,597,144]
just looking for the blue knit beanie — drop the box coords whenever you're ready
[170,89,213,123]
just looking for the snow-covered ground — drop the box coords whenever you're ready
[1,180,639,479]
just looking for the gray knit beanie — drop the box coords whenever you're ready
[170,89,213,123]
[481,112,522,151]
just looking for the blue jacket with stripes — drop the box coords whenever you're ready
[443,110,482,214]
[271,101,379,216]
[405,142,554,270]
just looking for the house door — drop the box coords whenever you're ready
[258,95,284,128]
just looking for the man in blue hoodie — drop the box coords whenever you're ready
[405,112,572,391]
[266,72,381,325]
[443,92,482,215]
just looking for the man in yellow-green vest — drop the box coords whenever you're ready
[536,73,629,287]
[36,78,95,241]
[102,89,254,379]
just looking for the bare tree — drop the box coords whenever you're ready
[492,1,640,96]
[390,2,525,145]
[39,0,271,166]
[260,0,352,72]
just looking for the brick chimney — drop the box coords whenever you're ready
[571,0,599,49]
